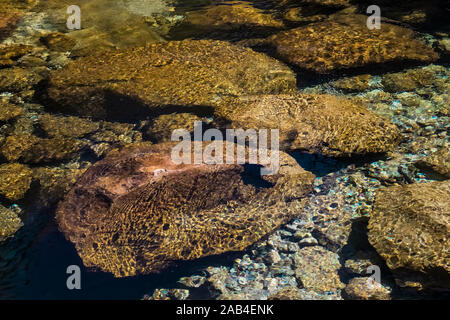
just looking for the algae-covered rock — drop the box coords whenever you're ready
[38,113,99,138]
[32,166,87,205]
[40,32,77,52]
[293,246,345,292]
[46,39,296,119]
[268,287,303,300]
[368,180,450,290]
[56,142,315,277]
[0,44,33,67]
[215,94,400,157]
[268,14,438,73]
[0,99,24,121]
[0,67,43,92]
[0,204,23,242]
[41,0,168,56]
[416,147,450,179]
[381,68,437,92]
[0,134,84,164]
[331,74,372,92]
[146,113,204,143]
[0,163,33,201]
[173,2,284,38]
[344,277,391,300]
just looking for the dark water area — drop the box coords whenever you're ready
[0,203,245,300]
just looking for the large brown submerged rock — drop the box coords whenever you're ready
[268,14,438,73]
[368,180,450,291]
[46,39,296,119]
[56,142,315,277]
[215,94,401,157]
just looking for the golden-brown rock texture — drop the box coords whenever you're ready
[56,142,315,277]
[344,277,391,300]
[214,94,401,157]
[0,204,23,242]
[46,39,296,119]
[173,1,284,38]
[268,14,438,73]
[416,147,450,179]
[368,181,450,290]
[0,163,33,201]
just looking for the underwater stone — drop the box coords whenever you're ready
[268,14,438,74]
[174,2,284,38]
[38,113,100,139]
[344,277,391,300]
[0,163,33,201]
[56,142,315,277]
[0,99,24,121]
[46,39,296,120]
[0,134,84,164]
[0,44,33,67]
[214,94,401,157]
[0,67,43,93]
[0,204,23,242]
[368,180,450,290]
[293,246,345,292]
[416,147,450,179]
[268,287,304,300]
[40,32,77,52]
[146,113,204,143]
[32,166,87,206]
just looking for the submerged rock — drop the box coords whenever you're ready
[46,40,296,119]
[0,163,33,201]
[32,166,87,205]
[0,44,33,67]
[38,113,100,139]
[268,287,303,300]
[0,205,23,242]
[56,142,315,277]
[172,1,284,39]
[0,99,24,121]
[381,67,437,93]
[293,246,345,292]
[146,113,204,143]
[344,277,391,300]
[368,180,450,291]
[416,147,450,179]
[0,67,43,93]
[215,94,401,157]
[268,14,438,73]
[0,134,84,164]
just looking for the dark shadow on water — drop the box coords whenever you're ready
[0,202,243,300]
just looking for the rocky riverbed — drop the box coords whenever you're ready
[0,0,449,300]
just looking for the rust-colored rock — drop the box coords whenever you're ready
[214,94,400,157]
[268,14,438,73]
[56,142,315,277]
[46,39,296,119]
